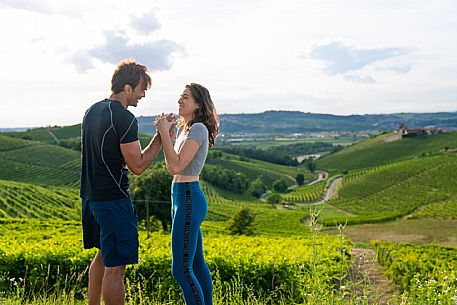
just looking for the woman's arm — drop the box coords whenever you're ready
[155,116,200,176]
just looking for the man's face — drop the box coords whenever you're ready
[127,79,147,107]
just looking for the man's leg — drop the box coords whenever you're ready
[102,265,127,305]
[88,250,105,305]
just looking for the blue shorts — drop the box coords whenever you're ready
[82,197,139,267]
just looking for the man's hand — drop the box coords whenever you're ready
[155,113,176,138]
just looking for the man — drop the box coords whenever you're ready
[80,59,162,305]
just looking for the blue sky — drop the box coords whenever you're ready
[0,0,456,127]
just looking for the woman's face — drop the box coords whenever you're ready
[178,87,199,119]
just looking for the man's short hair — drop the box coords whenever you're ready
[111,59,152,94]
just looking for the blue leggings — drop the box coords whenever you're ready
[171,181,212,305]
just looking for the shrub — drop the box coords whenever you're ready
[226,207,257,235]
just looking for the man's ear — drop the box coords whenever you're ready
[124,84,132,93]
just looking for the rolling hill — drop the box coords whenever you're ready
[1,120,457,304]
[0,134,80,187]
[316,131,457,173]
[1,126,457,230]
[324,153,457,224]
[0,179,80,219]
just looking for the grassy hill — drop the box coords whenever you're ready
[324,153,457,224]
[1,124,457,303]
[317,131,457,173]
[206,155,307,187]
[3,124,81,144]
[0,179,80,219]
[2,127,456,229]
[3,124,154,151]
[200,182,349,236]
[0,134,81,187]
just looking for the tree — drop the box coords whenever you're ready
[272,179,289,193]
[266,193,282,204]
[307,161,317,173]
[227,207,256,235]
[130,164,173,232]
[248,177,267,198]
[296,173,305,186]
[201,165,249,193]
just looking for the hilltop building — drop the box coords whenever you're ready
[399,124,442,138]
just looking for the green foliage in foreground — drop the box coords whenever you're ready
[0,219,353,304]
[374,241,457,304]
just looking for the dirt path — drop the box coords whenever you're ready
[321,176,341,202]
[306,170,328,186]
[260,170,325,202]
[47,128,59,143]
[260,170,345,207]
[348,248,397,304]
[292,176,342,206]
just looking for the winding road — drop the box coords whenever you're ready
[260,170,343,205]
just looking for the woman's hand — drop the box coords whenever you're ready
[155,113,176,137]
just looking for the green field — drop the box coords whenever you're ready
[0,179,80,219]
[1,127,457,304]
[317,131,457,172]
[0,217,352,304]
[323,154,457,225]
[0,138,81,186]
[207,157,298,186]
[374,241,457,304]
[281,181,326,203]
[3,125,80,144]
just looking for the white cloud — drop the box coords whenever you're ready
[67,32,180,73]
[129,10,162,35]
[386,65,413,74]
[305,40,414,79]
[343,74,376,84]
[0,0,456,127]
[0,0,92,17]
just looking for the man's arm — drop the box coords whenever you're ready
[120,133,162,175]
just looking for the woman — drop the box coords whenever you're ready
[155,83,219,305]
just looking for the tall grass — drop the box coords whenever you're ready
[0,210,392,304]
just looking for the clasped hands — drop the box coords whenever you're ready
[154,113,177,138]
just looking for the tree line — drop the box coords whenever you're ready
[218,142,341,166]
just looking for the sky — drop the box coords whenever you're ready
[0,0,456,127]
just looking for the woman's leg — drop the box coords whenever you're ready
[193,229,213,305]
[171,184,206,305]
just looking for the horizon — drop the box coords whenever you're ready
[1,1,456,127]
[2,108,457,130]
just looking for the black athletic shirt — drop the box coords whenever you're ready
[80,99,138,200]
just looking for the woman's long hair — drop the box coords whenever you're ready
[178,83,219,148]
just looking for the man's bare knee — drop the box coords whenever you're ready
[89,252,104,275]
[104,265,126,279]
